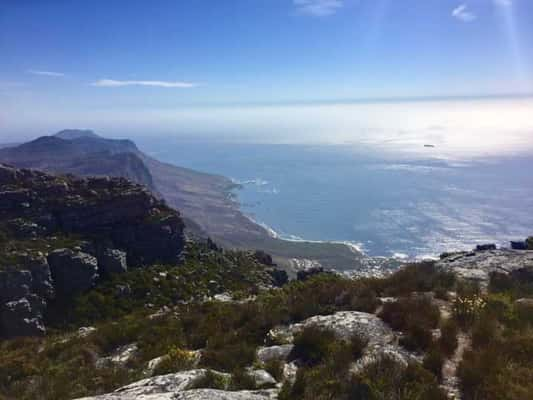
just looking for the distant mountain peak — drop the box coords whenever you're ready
[54,129,100,140]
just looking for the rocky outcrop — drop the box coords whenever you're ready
[0,164,185,266]
[0,253,54,338]
[0,164,186,337]
[47,249,99,296]
[437,248,533,286]
[98,248,128,275]
[268,311,394,344]
[74,370,277,400]
[256,344,294,365]
[267,311,417,384]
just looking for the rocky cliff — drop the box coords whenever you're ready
[0,163,185,338]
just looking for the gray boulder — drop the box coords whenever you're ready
[246,369,277,388]
[268,311,394,344]
[47,249,99,296]
[74,370,234,400]
[98,248,128,275]
[256,344,294,365]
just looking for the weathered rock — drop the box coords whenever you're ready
[282,362,299,384]
[47,249,99,296]
[350,343,420,375]
[0,254,54,338]
[1,296,45,337]
[437,249,533,286]
[96,343,138,368]
[172,390,278,400]
[256,344,294,365]
[74,370,236,399]
[246,369,277,388]
[77,326,97,338]
[268,311,394,344]
[0,165,186,267]
[98,248,128,275]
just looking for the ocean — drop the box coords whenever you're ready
[135,98,533,259]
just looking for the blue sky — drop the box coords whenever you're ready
[1,0,533,139]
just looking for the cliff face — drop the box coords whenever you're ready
[0,164,185,338]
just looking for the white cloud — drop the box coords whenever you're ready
[493,0,512,6]
[293,0,343,17]
[91,79,198,88]
[27,69,65,77]
[452,4,477,22]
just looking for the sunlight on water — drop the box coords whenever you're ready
[130,97,533,160]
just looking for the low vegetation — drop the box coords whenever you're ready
[456,271,533,400]
[5,254,533,400]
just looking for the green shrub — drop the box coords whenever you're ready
[400,324,434,352]
[453,293,485,329]
[379,296,440,331]
[229,369,258,390]
[290,326,337,366]
[423,348,444,381]
[379,262,455,297]
[152,346,196,375]
[471,316,499,349]
[439,319,459,356]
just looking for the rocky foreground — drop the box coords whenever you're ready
[0,163,186,337]
[1,163,533,400]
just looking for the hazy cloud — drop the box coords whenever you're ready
[493,0,512,6]
[91,79,198,88]
[27,69,65,77]
[293,0,343,17]
[452,4,477,22]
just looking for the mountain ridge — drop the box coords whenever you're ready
[0,130,382,273]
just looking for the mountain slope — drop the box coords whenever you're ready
[0,131,376,272]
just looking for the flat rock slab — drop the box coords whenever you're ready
[75,370,230,399]
[437,249,533,286]
[173,389,278,400]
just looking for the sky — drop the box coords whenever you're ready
[1,0,533,140]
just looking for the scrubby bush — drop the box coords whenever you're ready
[152,346,196,375]
[400,324,433,352]
[290,326,337,366]
[439,319,459,356]
[379,296,440,351]
[357,357,447,400]
[378,262,455,297]
[423,348,445,381]
[453,293,485,329]
[229,369,258,390]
